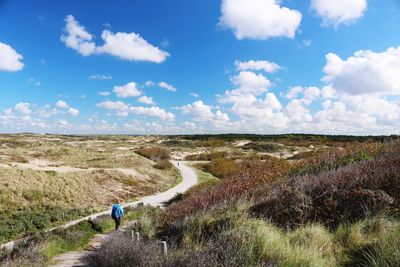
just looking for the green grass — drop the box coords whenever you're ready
[195,169,219,184]
[1,207,146,266]
[41,221,96,259]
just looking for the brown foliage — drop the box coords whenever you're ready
[163,157,292,226]
[251,142,400,228]
[135,147,170,162]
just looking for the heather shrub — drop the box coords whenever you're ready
[163,158,292,225]
[153,160,173,170]
[184,151,228,161]
[135,147,170,162]
[250,186,312,228]
[241,142,281,153]
[88,232,162,267]
[250,143,400,228]
[201,158,237,179]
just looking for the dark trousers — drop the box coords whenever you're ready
[114,217,122,230]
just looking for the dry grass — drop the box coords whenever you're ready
[0,134,180,244]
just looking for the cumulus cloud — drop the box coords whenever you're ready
[68,107,80,116]
[60,15,96,56]
[177,101,230,127]
[220,71,272,103]
[113,82,142,98]
[235,60,281,73]
[98,91,111,96]
[61,15,169,63]
[137,95,155,105]
[311,0,367,27]
[96,31,169,63]
[158,81,177,92]
[56,100,69,109]
[96,101,129,111]
[130,106,175,121]
[219,0,302,40]
[0,42,24,72]
[14,103,31,115]
[97,100,174,121]
[322,47,400,96]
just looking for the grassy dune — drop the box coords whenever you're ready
[0,135,179,243]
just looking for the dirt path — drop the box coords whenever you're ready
[48,161,197,267]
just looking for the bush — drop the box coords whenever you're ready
[201,158,237,179]
[250,186,312,229]
[250,142,400,228]
[135,147,170,162]
[153,160,172,170]
[184,151,228,161]
[241,142,281,153]
[87,232,162,267]
[163,158,292,225]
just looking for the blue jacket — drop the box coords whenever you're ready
[111,204,124,219]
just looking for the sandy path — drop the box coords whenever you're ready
[1,161,198,254]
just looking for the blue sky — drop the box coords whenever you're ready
[0,0,400,135]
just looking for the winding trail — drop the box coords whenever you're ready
[1,161,198,260]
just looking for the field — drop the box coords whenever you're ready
[1,133,400,266]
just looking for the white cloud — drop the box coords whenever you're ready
[177,101,215,122]
[14,103,31,115]
[220,71,272,102]
[137,95,155,105]
[177,101,231,128]
[311,0,367,27]
[287,86,304,99]
[89,74,112,80]
[158,81,177,92]
[323,47,400,96]
[287,86,320,105]
[113,82,142,98]
[0,42,24,72]
[96,101,129,111]
[56,100,69,109]
[68,107,80,116]
[61,15,169,63]
[97,100,174,121]
[60,15,96,56]
[98,91,111,96]
[285,99,313,124]
[97,31,169,63]
[129,106,175,121]
[190,92,199,98]
[219,0,302,40]
[235,60,281,73]
[145,80,155,87]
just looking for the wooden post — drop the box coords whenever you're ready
[160,241,167,256]
[131,230,134,240]
[135,232,140,242]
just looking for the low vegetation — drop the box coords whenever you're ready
[0,207,144,267]
[88,139,400,266]
[0,135,179,244]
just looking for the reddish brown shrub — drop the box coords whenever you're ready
[162,158,292,226]
[251,142,400,228]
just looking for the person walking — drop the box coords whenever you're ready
[111,200,124,230]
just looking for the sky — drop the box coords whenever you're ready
[0,0,400,135]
